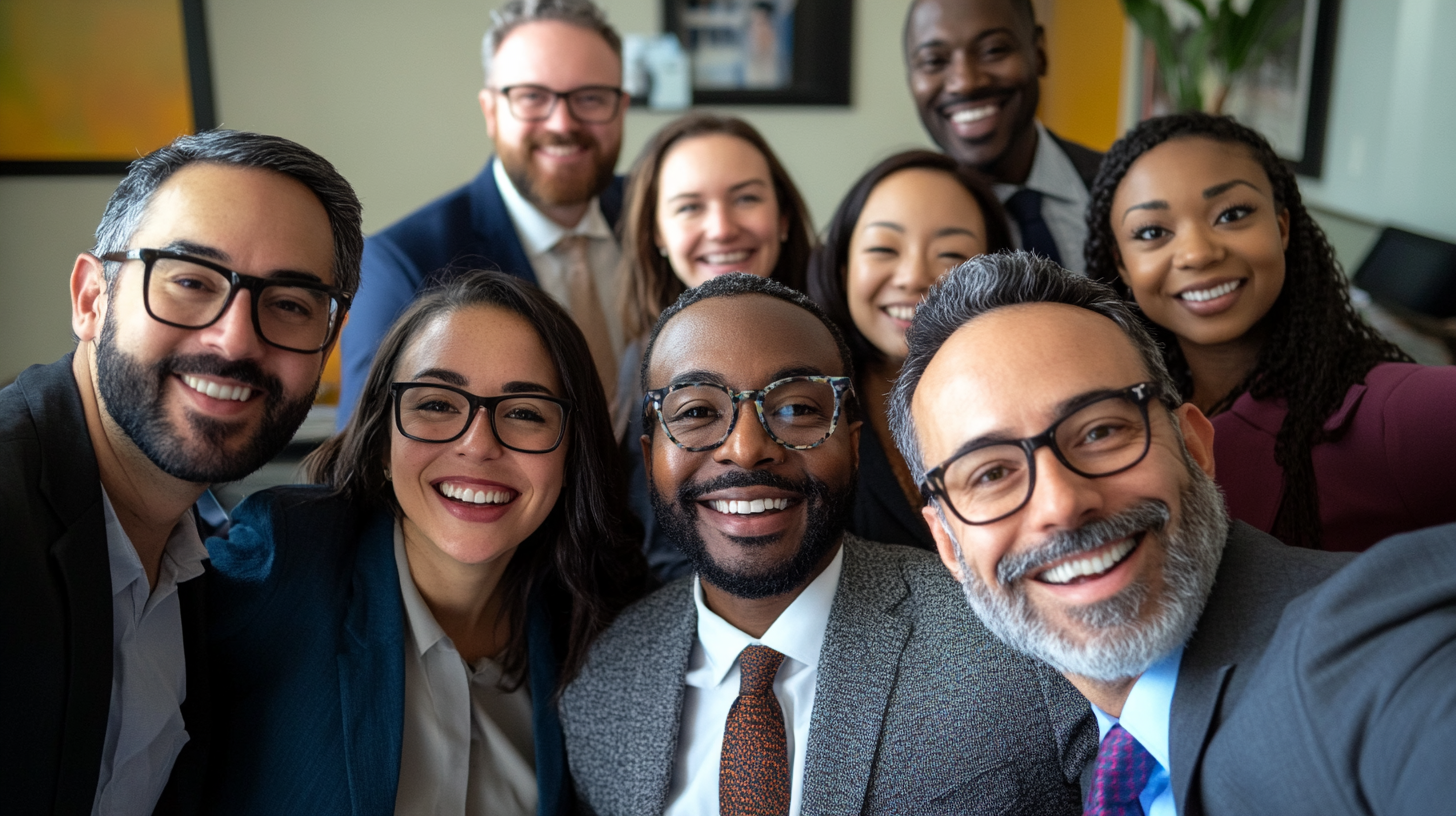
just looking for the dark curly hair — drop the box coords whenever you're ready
[1083,112,1410,548]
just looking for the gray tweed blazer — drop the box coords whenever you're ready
[559,536,1096,815]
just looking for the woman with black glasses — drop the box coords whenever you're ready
[203,270,649,815]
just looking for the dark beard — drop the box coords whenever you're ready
[498,131,618,210]
[650,468,854,600]
[94,316,317,483]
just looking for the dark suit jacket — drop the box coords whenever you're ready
[850,423,935,552]
[204,486,571,816]
[1198,522,1456,816]
[1157,521,1352,816]
[1049,130,1103,192]
[339,160,626,422]
[0,355,209,816]
[560,537,1096,816]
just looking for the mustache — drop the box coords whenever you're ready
[936,87,1014,114]
[676,469,809,505]
[161,353,280,395]
[530,131,597,150]
[996,500,1171,586]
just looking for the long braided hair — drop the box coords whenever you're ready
[1084,112,1411,548]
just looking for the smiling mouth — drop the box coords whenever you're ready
[437,481,516,505]
[950,103,998,125]
[707,497,792,515]
[181,374,253,402]
[882,304,917,322]
[1036,536,1140,585]
[1178,279,1244,302]
[702,250,752,265]
[538,143,585,158]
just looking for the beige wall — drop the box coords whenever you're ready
[0,0,935,384]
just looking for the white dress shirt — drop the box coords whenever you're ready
[664,546,846,816]
[91,489,208,816]
[392,527,537,816]
[993,120,1093,273]
[491,157,623,358]
[1089,645,1184,816]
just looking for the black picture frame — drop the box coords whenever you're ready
[663,0,852,106]
[0,0,216,176]
[1288,0,1339,178]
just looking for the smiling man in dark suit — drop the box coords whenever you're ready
[559,273,1095,816]
[904,0,1103,271]
[890,253,1353,816]
[0,130,362,815]
[339,0,629,424]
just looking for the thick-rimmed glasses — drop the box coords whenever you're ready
[921,383,1164,525]
[645,375,854,452]
[101,248,349,354]
[494,84,625,123]
[391,382,572,453]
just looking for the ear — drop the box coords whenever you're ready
[1277,207,1291,252]
[638,431,653,477]
[922,503,965,581]
[71,253,108,343]
[1033,24,1048,77]
[479,89,498,142]
[1174,402,1216,479]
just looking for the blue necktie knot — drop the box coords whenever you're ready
[1084,724,1156,816]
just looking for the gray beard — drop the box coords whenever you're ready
[949,461,1228,683]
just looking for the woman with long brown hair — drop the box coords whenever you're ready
[204,270,649,814]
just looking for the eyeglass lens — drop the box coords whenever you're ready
[939,393,1151,523]
[660,379,838,450]
[146,256,338,351]
[396,384,566,452]
[504,86,620,122]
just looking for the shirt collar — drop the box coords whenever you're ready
[100,487,208,600]
[393,522,452,656]
[994,120,1088,206]
[690,544,846,688]
[491,155,612,258]
[1090,644,1184,773]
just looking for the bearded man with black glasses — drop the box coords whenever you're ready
[0,130,361,816]
[558,273,1095,816]
[889,252,1355,816]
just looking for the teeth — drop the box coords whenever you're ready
[703,250,751,264]
[1179,280,1242,302]
[182,374,252,402]
[540,144,581,157]
[1038,538,1138,585]
[438,482,513,505]
[951,104,996,124]
[710,498,791,515]
[883,304,917,322]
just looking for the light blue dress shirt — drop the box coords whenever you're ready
[1090,645,1185,816]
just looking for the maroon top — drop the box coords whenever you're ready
[1212,362,1456,551]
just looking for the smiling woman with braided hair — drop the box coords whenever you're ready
[1084,112,1456,551]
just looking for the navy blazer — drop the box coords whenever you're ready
[204,486,570,816]
[339,160,626,423]
[0,355,209,816]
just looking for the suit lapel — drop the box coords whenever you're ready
[337,511,405,815]
[800,540,911,814]
[1168,662,1233,816]
[527,595,568,816]
[473,159,539,285]
[634,590,696,816]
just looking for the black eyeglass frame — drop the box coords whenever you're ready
[390,381,574,454]
[920,382,1167,526]
[100,248,351,354]
[643,375,855,453]
[493,84,626,123]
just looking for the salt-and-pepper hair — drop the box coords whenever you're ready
[91,129,364,297]
[481,0,621,84]
[888,251,1182,487]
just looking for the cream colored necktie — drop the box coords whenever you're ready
[558,235,617,406]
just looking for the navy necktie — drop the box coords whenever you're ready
[1004,187,1063,267]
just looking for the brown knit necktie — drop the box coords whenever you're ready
[557,234,617,404]
[720,645,790,816]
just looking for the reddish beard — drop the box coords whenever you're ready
[498,130,618,210]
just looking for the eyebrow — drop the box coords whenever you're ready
[911,27,1015,56]
[408,369,557,396]
[1119,178,1265,224]
[941,386,1132,459]
[500,380,557,396]
[664,364,831,390]
[159,239,327,284]
[410,368,467,386]
[665,178,769,205]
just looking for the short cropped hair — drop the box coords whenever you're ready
[92,129,364,297]
[482,0,621,84]
[639,272,857,409]
[888,251,1181,485]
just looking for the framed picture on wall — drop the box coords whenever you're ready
[1137,0,1340,177]
[662,0,852,106]
[0,0,216,175]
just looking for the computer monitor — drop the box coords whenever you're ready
[1353,227,1456,319]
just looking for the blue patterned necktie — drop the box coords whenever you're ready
[1085,724,1156,816]
[1004,187,1064,267]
